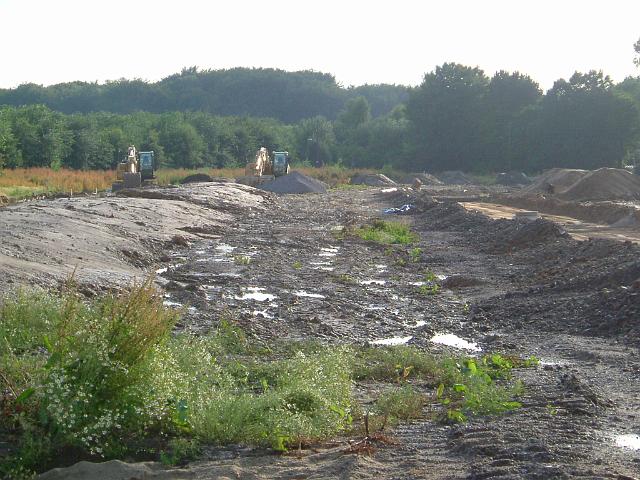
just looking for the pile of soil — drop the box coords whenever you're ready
[259,171,327,194]
[181,173,214,183]
[350,173,396,186]
[400,173,443,186]
[525,168,588,194]
[493,218,568,252]
[495,171,532,186]
[557,168,640,201]
[436,171,474,185]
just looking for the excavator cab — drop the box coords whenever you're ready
[139,151,155,181]
[272,151,290,177]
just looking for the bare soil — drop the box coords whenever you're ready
[2,182,639,479]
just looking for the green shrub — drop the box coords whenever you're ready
[354,219,418,245]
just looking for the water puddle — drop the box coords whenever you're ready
[360,279,386,286]
[371,336,412,346]
[253,309,275,319]
[411,320,427,328]
[316,266,334,271]
[615,433,640,450]
[381,187,398,193]
[215,244,236,253]
[235,287,277,302]
[294,290,326,299]
[365,305,385,311]
[311,261,331,266]
[163,299,183,308]
[431,333,480,351]
[319,246,339,257]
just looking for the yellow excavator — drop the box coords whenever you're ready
[112,146,156,191]
[237,147,290,186]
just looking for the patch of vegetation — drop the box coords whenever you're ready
[409,247,423,262]
[1,285,531,475]
[292,260,303,270]
[234,255,251,265]
[354,219,418,245]
[334,273,356,285]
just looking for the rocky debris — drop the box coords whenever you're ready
[259,171,327,194]
[0,193,8,207]
[401,173,443,186]
[441,275,484,289]
[38,460,193,480]
[557,167,640,202]
[525,168,588,194]
[350,173,396,186]
[495,171,532,186]
[180,173,214,183]
[436,170,474,185]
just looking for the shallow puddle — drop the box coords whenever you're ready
[411,320,427,328]
[615,433,640,450]
[163,299,183,308]
[253,309,275,319]
[294,290,326,299]
[381,187,398,193]
[431,333,480,351]
[215,244,236,253]
[371,336,412,346]
[155,267,168,274]
[235,287,277,302]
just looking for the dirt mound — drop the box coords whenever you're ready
[437,171,474,185]
[495,171,532,186]
[401,173,443,186]
[499,218,568,251]
[181,173,214,183]
[557,168,640,201]
[259,171,327,194]
[525,168,588,194]
[350,173,396,186]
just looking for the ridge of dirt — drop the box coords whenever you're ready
[259,171,328,194]
[558,167,640,201]
[525,168,589,194]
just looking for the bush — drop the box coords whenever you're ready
[354,219,418,245]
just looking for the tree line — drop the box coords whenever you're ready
[1,64,640,173]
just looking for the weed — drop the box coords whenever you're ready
[418,283,440,296]
[375,385,425,422]
[409,247,422,262]
[160,438,200,466]
[234,255,251,265]
[334,273,356,285]
[355,219,418,245]
[292,261,303,270]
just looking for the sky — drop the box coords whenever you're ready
[1,0,639,91]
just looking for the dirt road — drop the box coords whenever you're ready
[3,184,639,478]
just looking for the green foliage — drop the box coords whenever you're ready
[292,260,303,270]
[354,219,418,245]
[374,385,425,422]
[234,255,251,265]
[409,247,422,262]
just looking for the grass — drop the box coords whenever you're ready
[354,219,418,245]
[0,284,531,476]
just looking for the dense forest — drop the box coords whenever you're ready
[1,65,640,174]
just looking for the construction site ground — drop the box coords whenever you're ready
[1,182,639,479]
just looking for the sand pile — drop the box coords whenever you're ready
[401,173,443,186]
[557,168,640,202]
[437,171,474,185]
[525,168,588,194]
[350,173,396,186]
[259,172,327,194]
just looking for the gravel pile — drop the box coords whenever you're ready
[259,172,327,194]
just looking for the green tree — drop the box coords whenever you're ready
[406,63,490,172]
[158,115,205,168]
[295,116,335,166]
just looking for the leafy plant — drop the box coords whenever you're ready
[354,219,418,245]
[234,255,251,265]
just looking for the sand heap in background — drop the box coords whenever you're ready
[558,168,640,202]
[350,173,396,186]
[525,168,588,194]
[259,171,327,194]
[401,173,443,185]
[181,173,214,183]
[437,171,474,185]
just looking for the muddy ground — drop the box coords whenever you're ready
[2,182,639,479]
